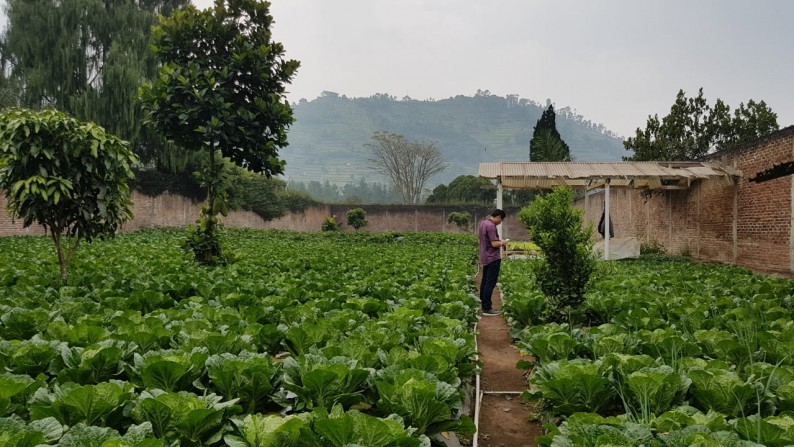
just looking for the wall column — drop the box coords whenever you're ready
[668,191,672,251]
[605,179,611,260]
[732,177,738,264]
[697,183,701,258]
[790,137,794,272]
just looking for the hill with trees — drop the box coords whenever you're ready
[282,91,626,189]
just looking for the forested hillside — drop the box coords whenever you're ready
[282,92,627,187]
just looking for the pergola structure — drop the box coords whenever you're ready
[478,161,742,259]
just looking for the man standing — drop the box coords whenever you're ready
[478,209,508,316]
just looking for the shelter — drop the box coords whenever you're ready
[478,161,741,259]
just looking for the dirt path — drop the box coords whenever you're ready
[474,278,542,447]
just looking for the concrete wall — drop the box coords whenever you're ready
[577,126,794,274]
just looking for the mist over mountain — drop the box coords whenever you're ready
[281,91,627,188]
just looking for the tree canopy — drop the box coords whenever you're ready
[140,0,300,176]
[366,131,446,204]
[0,108,138,278]
[0,0,186,160]
[530,104,572,162]
[426,175,495,205]
[624,88,779,161]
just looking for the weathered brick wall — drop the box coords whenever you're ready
[577,126,794,273]
[0,198,47,236]
[1,191,528,240]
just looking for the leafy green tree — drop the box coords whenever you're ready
[340,178,400,204]
[298,180,341,203]
[625,88,779,161]
[426,175,495,205]
[366,131,446,204]
[224,161,309,221]
[530,105,571,162]
[518,188,595,324]
[0,108,137,279]
[140,0,299,265]
[0,69,21,108]
[0,0,186,161]
[346,208,368,230]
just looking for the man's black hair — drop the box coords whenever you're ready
[491,209,506,218]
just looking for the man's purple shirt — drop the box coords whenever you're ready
[478,219,501,266]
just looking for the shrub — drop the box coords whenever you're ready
[640,239,666,255]
[321,216,339,232]
[346,208,368,230]
[447,211,471,232]
[518,188,596,324]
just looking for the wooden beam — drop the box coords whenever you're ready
[750,161,794,183]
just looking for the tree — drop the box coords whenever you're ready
[530,129,572,162]
[0,0,186,161]
[625,88,779,161]
[366,131,446,204]
[140,0,299,264]
[346,208,368,230]
[0,108,137,279]
[426,175,495,205]
[518,188,595,324]
[530,104,571,162]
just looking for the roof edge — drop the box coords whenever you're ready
[702,125,794,160]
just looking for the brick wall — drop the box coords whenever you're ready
[1,192,528,240]
[9,128,790,270]
[0,198,47,236]
[577,126,794,273]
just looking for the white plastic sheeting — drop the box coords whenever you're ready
[593,237,641,260]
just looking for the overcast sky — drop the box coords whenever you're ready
[2,0,788,138]
[180,1,790,136]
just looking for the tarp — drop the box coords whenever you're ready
[593,237,640,260]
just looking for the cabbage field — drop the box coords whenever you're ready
[0,229,480,446]
[501,257,794,447]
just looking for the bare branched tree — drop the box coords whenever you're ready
[366,131,446,204]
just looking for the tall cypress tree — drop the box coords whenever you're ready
[0,0,187,163]
[529,104,572,162]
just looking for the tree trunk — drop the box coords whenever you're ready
[51,231,68,280]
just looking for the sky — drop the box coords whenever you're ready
[187,0,794,138]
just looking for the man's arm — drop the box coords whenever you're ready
[487,224,508,248]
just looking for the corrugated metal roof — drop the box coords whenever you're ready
[479,162,740,189]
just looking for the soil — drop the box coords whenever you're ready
[474,275,543,447]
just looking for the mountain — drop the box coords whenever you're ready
[281,92,627,188]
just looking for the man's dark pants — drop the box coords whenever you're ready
[480,259,501,311]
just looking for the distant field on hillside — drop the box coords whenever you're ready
[281,93,628,188]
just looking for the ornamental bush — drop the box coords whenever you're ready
[447,211,471,232]
[321,216,339,232]
[518,188,595,323]
[346,208,368,230]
